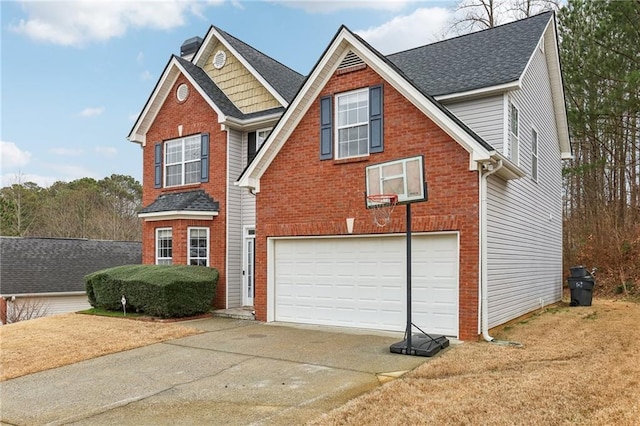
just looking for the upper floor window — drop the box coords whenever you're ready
[509,102,519,165]
[336,89,369,158]
[247,128,272,164]
[156,228,173,265]
[165,135,201,187]
[319,85,383,160]
[531,128,539,182]
[188,227,209,266]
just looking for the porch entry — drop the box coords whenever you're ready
[243,227,255,306]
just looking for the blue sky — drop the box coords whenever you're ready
[1,0,467,188]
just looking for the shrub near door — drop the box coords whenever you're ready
[85,265,218,318]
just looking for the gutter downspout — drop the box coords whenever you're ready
[480,159,503,342]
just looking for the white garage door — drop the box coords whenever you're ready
[274,234,458,336]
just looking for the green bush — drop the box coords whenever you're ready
[85,264,218,318]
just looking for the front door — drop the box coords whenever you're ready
[243,227,255,306]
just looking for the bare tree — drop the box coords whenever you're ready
[448,0,561,35]
[1,298,49,324]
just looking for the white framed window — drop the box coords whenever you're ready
[531,128,539,182]
[156,228,173,265]
[509,101,519,165]
[165,135,201,187]
[188,227,209,266]
[336,88,369,159]
[257,128,271,150]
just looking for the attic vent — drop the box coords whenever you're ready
[338,51,365,69]
[213,50,226,69]
[176,84,189,102]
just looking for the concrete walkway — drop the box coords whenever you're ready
[0,317,436,425]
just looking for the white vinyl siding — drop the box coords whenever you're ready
[227,129,243,308]
[442,95,505,153]
[4,295,91,323]
[485,46,563,328]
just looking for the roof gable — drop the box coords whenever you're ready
[237,25,503,192]
[193,26,305,107]
[0,237,141,296]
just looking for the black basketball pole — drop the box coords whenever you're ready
[405,203,412,354]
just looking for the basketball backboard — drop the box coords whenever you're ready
[365,155,426,206]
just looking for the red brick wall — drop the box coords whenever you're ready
[141,75,228,309]
[255,66,480,340]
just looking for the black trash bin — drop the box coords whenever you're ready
[567,266,595,306]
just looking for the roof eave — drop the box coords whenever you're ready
[138,210,219,221]
[239,27,496,191]
[435,80,521,102]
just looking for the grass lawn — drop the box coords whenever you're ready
[1,299,639,424]
[311,299,640,425]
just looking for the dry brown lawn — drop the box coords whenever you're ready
[2,301,639,425]
[311,299,640,426]
[0,313,201,381]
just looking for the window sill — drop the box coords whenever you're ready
[333,156,370,165]
[161,183,202,193]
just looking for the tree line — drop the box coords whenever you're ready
[0,174,142,242]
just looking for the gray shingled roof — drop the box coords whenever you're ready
[139,190,219,214]
[0,237,141,295]
[214,26,306,103]
[387,12,552,97]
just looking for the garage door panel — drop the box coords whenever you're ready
[274,235,458,336]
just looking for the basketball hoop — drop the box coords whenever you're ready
[366,194,398,227]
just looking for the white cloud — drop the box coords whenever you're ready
[10,0,224,47]
[277,0,415,14]
[79,107,105,117]
[1,173,59,188]
[128,112,139,122]
[95,146,118,157]
[1,141,32,169]
[140,70,153,81]
[356,7,453,54]
[49,147,85,156]
[136,51,145,64]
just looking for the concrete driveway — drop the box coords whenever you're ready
[0,317,435,425]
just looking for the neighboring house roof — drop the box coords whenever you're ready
[388,11,553,97]
[0,237,141,296]
[212,26,305,104]
[138,190,220,221]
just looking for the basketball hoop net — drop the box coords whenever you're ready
[366,194,398,227]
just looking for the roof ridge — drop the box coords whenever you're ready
[387,10,553,57]
[213,26,304,78]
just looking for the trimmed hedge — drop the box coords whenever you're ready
[85,264,218,318]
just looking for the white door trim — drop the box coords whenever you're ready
[242,226,256,306]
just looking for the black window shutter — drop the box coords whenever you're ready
[247,131,257,164]
[201,133,209,183]
[154,143,162,188]
[320,96,333,160]
[369,85,384,153]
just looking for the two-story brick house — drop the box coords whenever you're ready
[130,12,570,341]
[128,28,304,309]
